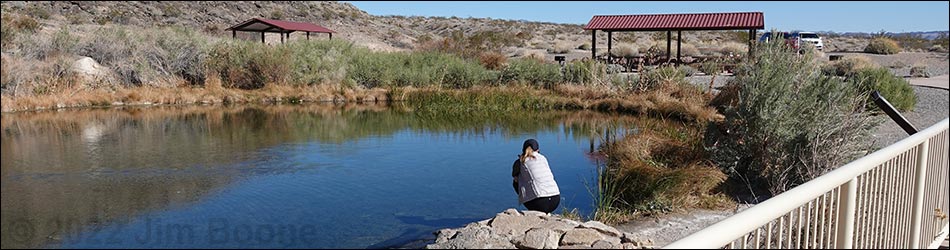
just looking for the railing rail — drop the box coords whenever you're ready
[664,118,950,249]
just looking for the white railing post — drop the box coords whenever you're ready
[909,141,930,248]
[836,178,857,248]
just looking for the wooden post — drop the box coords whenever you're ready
[591,30,597,60]
[281,32,284,43]
[232,30,236,39]
[329,33,332,40]
[749,29,757,57]
[676,30,682,66]
[261,32,265,43]
[666,31,671,63]
[607,31,613,64]
[307,32,310,40]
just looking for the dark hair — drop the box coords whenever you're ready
[522,139,539,151]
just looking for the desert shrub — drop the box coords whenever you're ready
[477,51,507,70]
[610,43,639,58]
[76,26,209,86]
[643,65,686,90]
[563,59,606,85]
[848,67,916,112]
[348,47,490,88]
[699,60,721,75]
[419,30,519,59]
[499,58,562,87]
[929,44,947,53]
[706,39,877,196]
[9,15,41,33]
[821,55,873,76]
[441,59,492,88]
[549,42,572,54]
[24,5,52,19]
[1,18,17,50]
[678,43,701,57]
[286,39,354,86]
[207,41,290,89]
[719,42,747,57]
[864,37,901,54]
[0,55,75,96]
[677,65,698,77]
[909,65,930,78]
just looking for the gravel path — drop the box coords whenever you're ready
[870,85,949,148]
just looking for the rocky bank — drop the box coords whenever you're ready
[425,208,655,249]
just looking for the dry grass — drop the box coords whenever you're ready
[610,43,639,58]
[719,42,747,57]
[822,55,875,76]
[549,42,573,54]
[596,118,732,220]
[1,79,391,113]
[477,51,508,70]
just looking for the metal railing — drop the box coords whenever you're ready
[664,118,950,249]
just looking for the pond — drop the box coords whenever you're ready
[1,104,638,249]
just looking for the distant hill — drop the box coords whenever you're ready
[816,31,949,40]
[1,1,944,54]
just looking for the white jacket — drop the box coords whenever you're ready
[517,152,560,203]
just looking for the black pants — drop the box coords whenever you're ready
[523,195,560,213]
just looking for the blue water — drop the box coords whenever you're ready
[0,105,627,248]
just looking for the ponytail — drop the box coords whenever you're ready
[520,147,536,163]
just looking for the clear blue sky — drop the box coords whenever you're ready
[345,1,949,33]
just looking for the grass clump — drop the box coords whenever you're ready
[595,119,731,223]
[705,39,878,197]
[821,55,874,77]
[499,58,562,88]
[699,60,721,75]
[864,37,901,54]
[610,43,639,58]
[847,67,917,112]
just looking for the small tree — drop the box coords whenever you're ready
[706,39,879,196]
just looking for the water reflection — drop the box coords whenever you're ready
[1,103,644,248]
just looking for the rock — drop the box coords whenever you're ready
[425,226,514,249]
[434,228,458,243]
[580,221,622,237]
[621,242,639,249]
[592,240,619,249]
[559,244,594,249]
[560,228,607,246]
[489,213,544,237]
[535,219,578,233]
[71,57,111,79]
[502,208,521,216]
[513,228,560,249]
[521,210,548,217]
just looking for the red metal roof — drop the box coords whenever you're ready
[227,18,335,33]
[584,12,764,31]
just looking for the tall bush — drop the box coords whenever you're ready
[864,37,901,54]
[706,39,878,196]
[499,58,562,88]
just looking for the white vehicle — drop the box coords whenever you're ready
[794,32,824,51]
